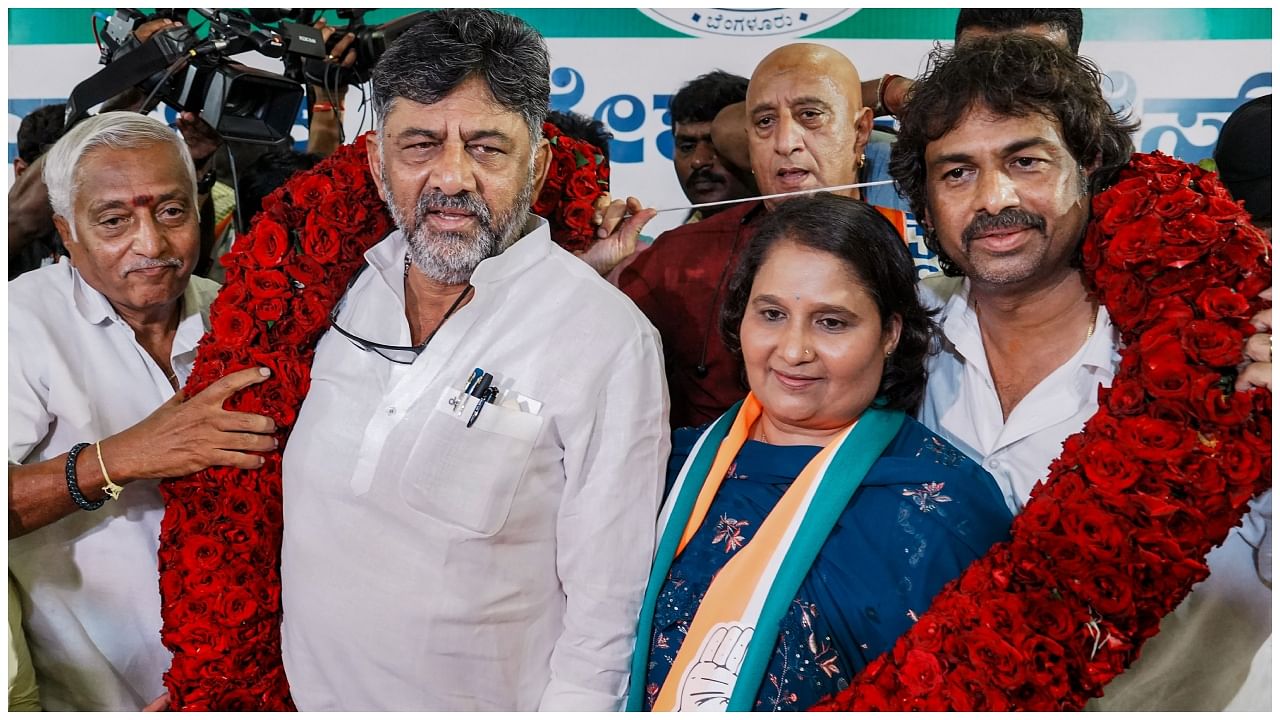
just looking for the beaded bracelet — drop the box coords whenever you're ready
[66,442,105,511]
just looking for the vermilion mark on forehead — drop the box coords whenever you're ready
[131,195,155,208]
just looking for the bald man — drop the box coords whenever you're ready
[711,44,908,211]
[618,43,925,429]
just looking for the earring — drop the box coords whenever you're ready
[885,348,894,358]
[855,153,866,170]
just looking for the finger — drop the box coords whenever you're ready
[340,50,357,69]
[1235,363,1272,392]
[198,367,272,404]
[1250,307,1272,334]
[725,626,753,672]
[215,410,277,435]
[702,625,729,662]
[712,625,741,666]
[597,200,629,238]
[215,431,278,453]
[592,193,614,225]
[142,692,170,712]
[618,207,658,239]
[1244,333,1271,363]
[210,449,268,470]
[331,32,355,57]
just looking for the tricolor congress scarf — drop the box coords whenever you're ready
[628,394,904,711]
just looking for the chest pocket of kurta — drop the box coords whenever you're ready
[394,387,544,536]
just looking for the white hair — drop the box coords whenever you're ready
[43,111,197,220]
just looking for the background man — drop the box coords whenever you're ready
[620,42,917,429]
[278,9,668,711]
[894,34,1270,711]
[875,9,1085,120]
[668,70,755,223]
[8,112,277,710]
[1213,94,1271,235]
[9,103,68,278]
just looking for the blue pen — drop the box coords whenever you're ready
[453,367,484,413]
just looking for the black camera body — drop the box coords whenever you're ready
[65,9,428,144]
[67,9,309,144]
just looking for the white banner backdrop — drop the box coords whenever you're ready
[8,38,1271,238]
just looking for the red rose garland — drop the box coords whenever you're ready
[530,120,610,254]
[159,145,1268,710]
[812,152,1270,711]
[157,135,392,710]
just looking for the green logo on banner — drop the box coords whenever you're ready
[639,9,858,38]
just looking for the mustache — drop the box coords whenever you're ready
[962,209,1046,245]
[414,190,493,229]
[120,257,182,276]
[686,166,726,187]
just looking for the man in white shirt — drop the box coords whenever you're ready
[890,35,1272,710]
[278,10,668,711]
[8,112,278,710]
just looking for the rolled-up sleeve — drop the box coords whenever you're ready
[539,328,670,710]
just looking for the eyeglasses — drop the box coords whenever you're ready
[329,264,474,365]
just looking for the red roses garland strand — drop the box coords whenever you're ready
[530,120,610,254]
[813,152,1271,711]
[157,135,392,710]
[159,142,1268,711]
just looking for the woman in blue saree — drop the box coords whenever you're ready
[630,195,1013,711]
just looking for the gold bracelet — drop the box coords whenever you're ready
[96,441,124,501]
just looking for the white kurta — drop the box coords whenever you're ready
[7,260,216,711]
[279,218,670,711]
[919,275,1271,711]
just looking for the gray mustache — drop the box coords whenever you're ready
[414,190,492,228]
[120,257,182,276]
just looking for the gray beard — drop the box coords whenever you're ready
[385,169,535,285]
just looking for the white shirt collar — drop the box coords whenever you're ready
[939,277,1118,371]
[68,262,209,339]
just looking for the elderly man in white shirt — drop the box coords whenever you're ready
[277,10,668,711]
[892,36,1272,710]
[7,112,278,710]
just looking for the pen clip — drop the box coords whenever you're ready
[453,367,485,414]
[466,385,498,429]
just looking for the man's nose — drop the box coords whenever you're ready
[977,168,1020,216]
[428,140,477,197]
[773,115,804,157]
[130,214,169,257]
[691,140,716,170]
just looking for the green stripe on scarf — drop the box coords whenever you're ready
[628,401,741,710]
[726,407,904,710]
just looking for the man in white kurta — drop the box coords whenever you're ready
[8,260,217,710]
[277,10,668,710]
[279,220,668,710]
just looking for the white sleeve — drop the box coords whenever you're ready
[538,328,670,711]
[8,321,54,465]
[1237,490,1272,586]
